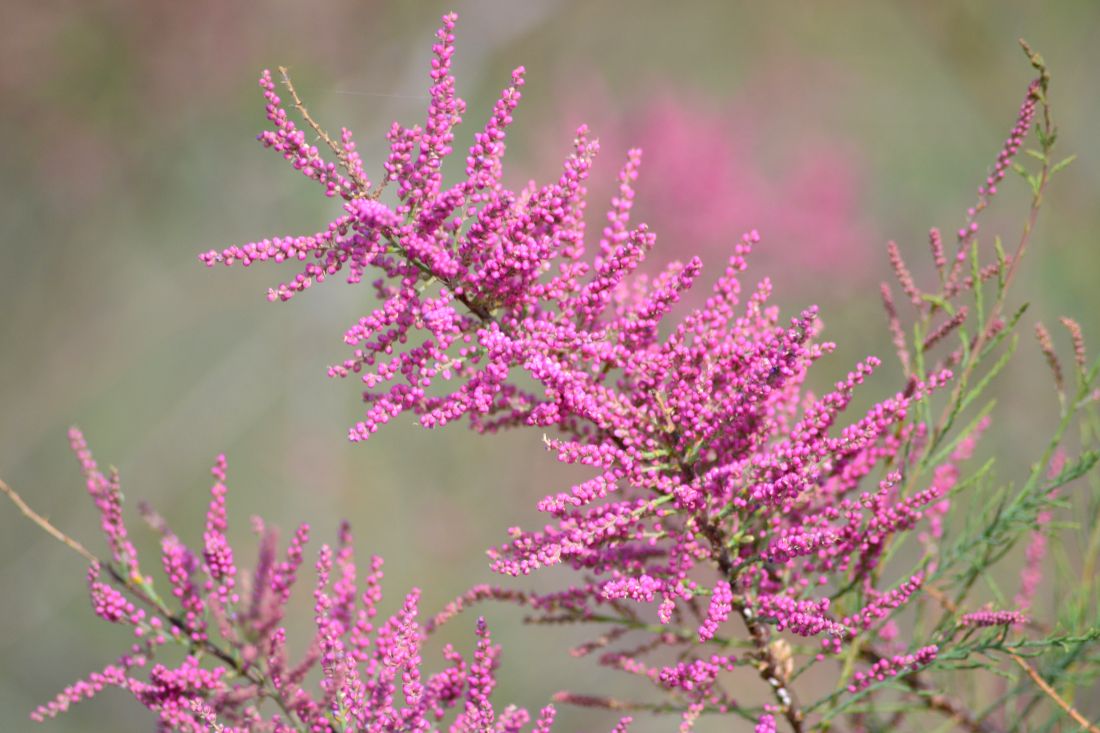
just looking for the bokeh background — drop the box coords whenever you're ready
[2,1,1098,730]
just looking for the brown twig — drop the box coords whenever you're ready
[278,66,372,194]
[1009,653,1099,733]
[923,582,960,614]
[0,476,99,566]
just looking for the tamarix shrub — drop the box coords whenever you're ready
[3,11,1099,733]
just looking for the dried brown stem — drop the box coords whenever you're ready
[0,476,99,565]
[1009,653,1099,733]
[278,66,372,194]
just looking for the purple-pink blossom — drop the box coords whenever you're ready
[34,429,563,732]
[194,13,1051,729]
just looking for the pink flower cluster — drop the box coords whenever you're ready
[35,430,585,732]
[959,610,1029,628]
[532,84,878,285]
[847,646,939,693]
[956,78,1040,243]
[194,13,1046,729]
[0,4,1082,731]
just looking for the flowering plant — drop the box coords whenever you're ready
[4,12,1099,733]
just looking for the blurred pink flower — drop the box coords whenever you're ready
[526,79,877,284]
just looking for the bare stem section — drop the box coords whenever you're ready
[0,476,99,566]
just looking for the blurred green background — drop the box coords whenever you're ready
[2,1,1098,730]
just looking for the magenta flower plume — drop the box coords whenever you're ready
[33,431,563,732]
[192,13,1071,731]
[847,645,939,694]
[0,6,1091,733]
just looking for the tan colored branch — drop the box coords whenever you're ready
[278,66,372,194]
[0,476,100,566]
[1010,653,1098,733]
